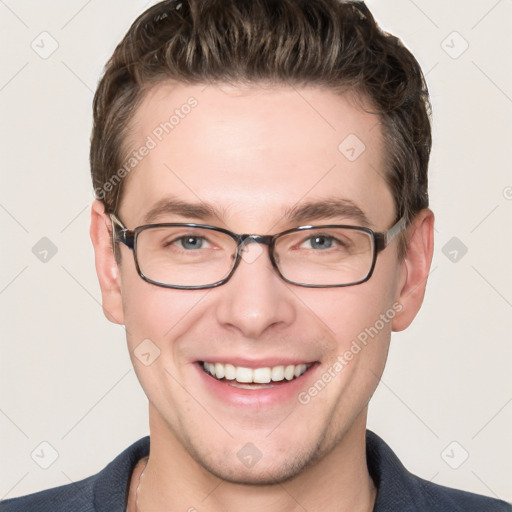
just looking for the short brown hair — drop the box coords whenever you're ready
[90,0,431,255]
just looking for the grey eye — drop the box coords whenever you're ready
[177,236,206,250]
[307,235,334,250]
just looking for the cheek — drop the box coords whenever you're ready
[119,277,209,402]
[302,286,397,403]
[119,269,208,350]
[300,275,398,395]
[304,281,396,345]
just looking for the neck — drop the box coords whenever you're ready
[130,411,376,512]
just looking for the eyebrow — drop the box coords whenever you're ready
[141,197,372,228]
[142,198,221,224]
[283,198,373,227]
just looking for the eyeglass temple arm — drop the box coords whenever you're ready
[374,216,408,252]
[110,214,135,249]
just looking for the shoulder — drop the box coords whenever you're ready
[406,473,511,511]
[0,477,96,512]
[0,437,150,512]
[366,430,511,512]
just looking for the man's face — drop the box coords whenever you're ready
[107,83,407,483]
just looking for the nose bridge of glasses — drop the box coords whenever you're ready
[238,234,274,247]
[235,234,276,266]
[238,234,273,255]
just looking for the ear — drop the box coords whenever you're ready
[90,200,125,325]
[392,208,434,332]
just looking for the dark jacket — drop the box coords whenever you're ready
[1,431,510,511]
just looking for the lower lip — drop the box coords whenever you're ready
[195,363,319,407]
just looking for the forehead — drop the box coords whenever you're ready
[120,82,394,229]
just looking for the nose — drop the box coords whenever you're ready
[214,242,296,339]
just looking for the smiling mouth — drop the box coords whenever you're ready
[200,361,313,388]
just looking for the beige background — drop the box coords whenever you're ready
[1,0,511,503]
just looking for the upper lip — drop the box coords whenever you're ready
[196,357,316,368]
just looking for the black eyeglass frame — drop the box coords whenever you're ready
[110,214,408,290]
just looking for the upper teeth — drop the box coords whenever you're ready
[203,362,309,384]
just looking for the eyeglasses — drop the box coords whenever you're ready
[110,214,408,289]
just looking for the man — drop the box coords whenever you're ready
[2,0,510,511]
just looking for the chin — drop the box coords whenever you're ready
[184,434,327,487]
[199,457,311,486]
